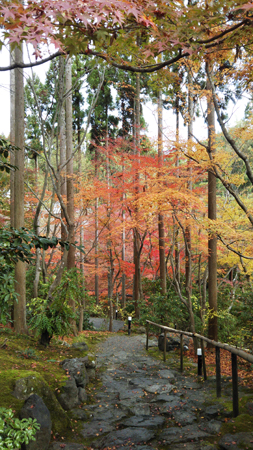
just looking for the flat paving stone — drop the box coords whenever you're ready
[93,426,155,448]
[159,424,214,444]
[121,415,165,428]
[219,432,253,450]
[81,419,115,438]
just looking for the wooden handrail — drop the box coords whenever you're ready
[146,319,253,418]
[146,320,253,364]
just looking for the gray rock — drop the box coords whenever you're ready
[158,333,188,352]
[199,419,222,434]
[121,414,165,428]
[71,341,89,351]
[131,403,151,416]
[159,424,214,444]
[144,383,176,394]
[93,426,155,448]
[12,375,69,435]
[172,409,197,425]
[57,377,79,410]
[81,420,115,437]
[219,432,253,449]
[203,404,224,418]
[70,408,89,420]
[60,358,88,388]
[78,387,87,403]
[158,369,177,382]
[49,444,86,450]
[20,394,51,450]
[119,388,144,400]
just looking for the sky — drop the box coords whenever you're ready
[0,45,247,147]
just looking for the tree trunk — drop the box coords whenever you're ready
[10,51,15,228]
[59,57,68,247]
[66,57,75,270]
[206,61,218,342]
[157,90,166,295]
[14,45,26,333]
[185,67,193,296]
[122,191,126,308]
[65,57,76,334]
[133,71,141,319]
[174,93,180,283]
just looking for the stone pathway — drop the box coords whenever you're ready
[50,333,253,450]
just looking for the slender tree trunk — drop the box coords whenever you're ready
[10,51,15,228]
[157,90,166,295]
[77,85,85,332]
[95,195,99,304]
[66,58,75,270]
[13,45,26,333]
[65,57,76,334]
[133,72,141,319]
[174,93,180,283]
[59,57,68,246]
[122,191,126,308]
[206,62,218,342]
[185,67,193,296]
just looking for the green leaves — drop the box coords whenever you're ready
[0,408,40,450]
[0,227,70,265]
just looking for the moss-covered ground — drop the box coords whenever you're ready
[0,326,110,440]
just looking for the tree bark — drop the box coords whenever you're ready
[157,90,166,295]
[65,57,76,334]
[133,71,141,319]
[66,57,75,270]
[206,61,218,342]
[13,45,26,333]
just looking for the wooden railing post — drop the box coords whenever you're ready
[146,321,149,351]
[180,333,183,372]
[232,353,239,417]
[164,329,166,362]
[216,346,221,398]
[201,339,207,381]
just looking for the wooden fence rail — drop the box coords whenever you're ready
[146,320,253,418]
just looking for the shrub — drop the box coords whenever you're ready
[0,407,40,449]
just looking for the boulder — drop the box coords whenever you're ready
[20,394,51,450]
[12,374,70,435]
[71,342,89,352]
[158,334,188,352]
[57,377,79,410]
[60,358,88,388]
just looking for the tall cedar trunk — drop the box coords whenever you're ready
[185,68,193,296]
[10,51,15,325]
[10,51,15,227]
[95,194,99,304]
[157,90,166,295]
[14,45,26,333]
[66,58,75,270]
[175,93,180,283]
[59,57,68,246]
[133,71,141,319]
[65,58,76,334]
[77,79,85,332]
[206,62,218,342]
[33,126,41,298]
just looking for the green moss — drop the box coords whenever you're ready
[0,370,70,435]
[221,414,253,434]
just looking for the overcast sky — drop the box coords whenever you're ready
[0,45,246,147]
